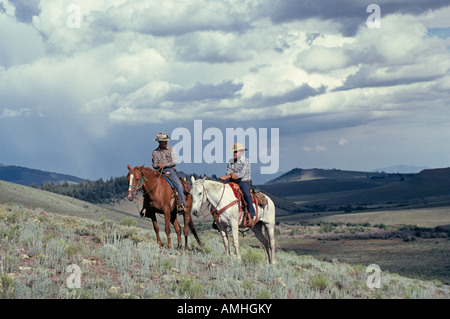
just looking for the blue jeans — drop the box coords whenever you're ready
[223,179,255,217]
[164,168,185,205]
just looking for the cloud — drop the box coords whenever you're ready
[0,107,30,118]
[175,31,253,63]
[261,0,450,36]
[7,0,40,23]
[168,81,243,102]
[90,0,254,37]
[296,46,349,72]
[1,1,450,178]
[304,145,327,152]
[247,84,327,109]
[0,12,45,67]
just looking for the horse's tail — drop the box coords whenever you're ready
[189,217,204,249]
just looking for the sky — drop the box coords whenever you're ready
[0,0,450,184]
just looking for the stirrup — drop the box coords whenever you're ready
[245,213,257,228]
[177,203,186,214]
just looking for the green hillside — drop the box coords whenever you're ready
[0,179,147,225]
[1,203,448,299]
[0,164,84,186]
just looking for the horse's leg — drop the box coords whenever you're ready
[217,220,230,256]
[182,212,190,249]
[149,212,162,248]
[230,219,241,262]
[220,229,230,256]
[164,209,172,249]
[252,222,270,263]
[170,212,182,250]
[266,223,276,264]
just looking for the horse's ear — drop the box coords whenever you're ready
[191,176,196,184]
[127,164,131,171]
[202,177,206,181]
[139,164,145,169]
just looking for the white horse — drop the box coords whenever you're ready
[190,177,276,264]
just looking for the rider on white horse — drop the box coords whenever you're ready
[219,142,257,227]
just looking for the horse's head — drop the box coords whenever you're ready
[190,176,208,217]
[126,164,145,201]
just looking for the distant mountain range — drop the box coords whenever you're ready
[373,165,429,174]
[259,167,450,210]
[265,167,409,184]
[2,163,450,215]
[0,164,85,186]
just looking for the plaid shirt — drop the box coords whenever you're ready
[226,155,251,182]
[152,145,177,170]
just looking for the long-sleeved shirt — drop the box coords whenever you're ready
[226,155,251,182]
[152,145,177,170]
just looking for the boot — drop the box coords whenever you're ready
[177,203,186,214]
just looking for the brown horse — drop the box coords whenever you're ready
[126,164,203,249]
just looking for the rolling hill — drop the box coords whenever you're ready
[259,167,450,212]
[309,168,450,206]
[265,168,412,184]
[0,164,84,186]
[0,179,149,226]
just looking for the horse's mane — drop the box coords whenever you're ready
[142,167,162,177]
[204,179,228,192]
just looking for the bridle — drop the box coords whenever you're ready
[195,181,227,218]
[128,168,163,197]
[128,175,147,192]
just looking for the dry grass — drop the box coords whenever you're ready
[1,203,449,299]
[316,206,450,228]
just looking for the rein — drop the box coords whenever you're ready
[141,168,163,197]
[201,182,239,219]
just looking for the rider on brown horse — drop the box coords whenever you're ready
[152,132,186,213]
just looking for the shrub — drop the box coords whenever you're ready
[241,247,265,266]
[311,275,329,292]
[177,277,204,298]
[119,217,138,227]
[319,223,333,233]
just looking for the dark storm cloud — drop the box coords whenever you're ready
[261,0,450,36]
[337,65,446,91]
[247,84,327,108]
[8,0,40,23]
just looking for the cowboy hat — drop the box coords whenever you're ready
[230,142,247,152]
[154,132,171,142]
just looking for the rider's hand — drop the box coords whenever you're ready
[158,163,166,169]
[219,175,228,181]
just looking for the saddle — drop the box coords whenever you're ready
[228,182,268,227]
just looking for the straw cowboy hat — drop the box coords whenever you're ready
[154,132,171,142]
[230,142,247,152]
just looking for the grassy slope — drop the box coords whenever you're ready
[1,203,449,299]
[0,180,150,226]
[1,179,449,299]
